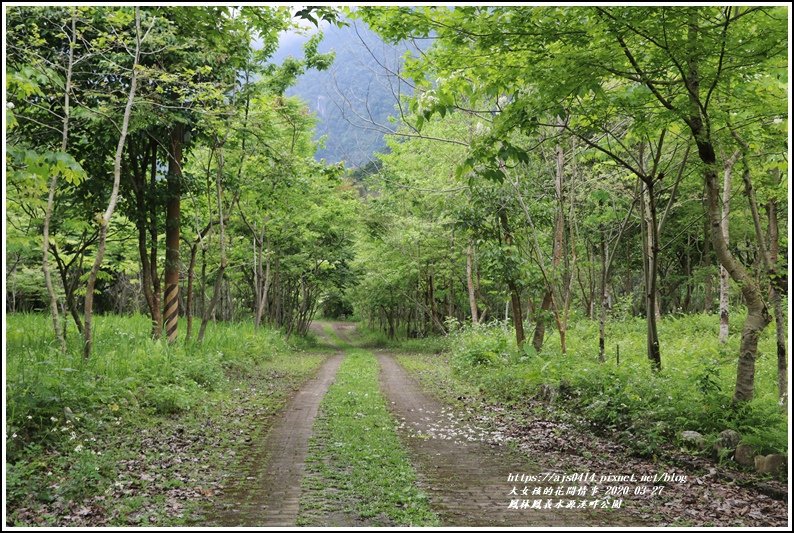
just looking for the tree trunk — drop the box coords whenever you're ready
[532,292,552,353]
[765,194,787,408]
[136,191,158,332]
[185,244,198,341]
[537,137,566,351]
[599,230,608,362]
[258,236,272,326]
[252,236,260,323]
[642,177,661,371]
[163,123,184,343]
[43,9,76,353]
[466,242,479,325]
[428,272,438,333]
[198,140,227,343]
[52,247,84,334]
[680,9,771,402]
[386,308,395,340]
[731,132,787,408]
[719,151,739,343]
[509,284,525,346]
[682,239,693,313]
[148,139,162,339]
[83,9,140,358]
[701,218,714,312]
[131,138,160,339]
[766,196,779,264]
[499,209,525,347]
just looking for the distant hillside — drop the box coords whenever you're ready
[272,20,419,168]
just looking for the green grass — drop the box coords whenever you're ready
[5,312,326,526]
[353,325,449,354]
[298,348,439,526]
[391,311,788,459]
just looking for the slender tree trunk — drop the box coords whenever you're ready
[252,236,260,323]
[771,287,787,407]
[446,276,454,322]
[702,218,714,312]
[731,133,787,408]
[136,203,157,330]
[532,292,552,352]
[185,244,198,341]
[198,140,227,343]
[683,240,693,313]
[719,151,739,343]
[599,230,608,362]
[272,259,281,325]
[83,9,140,358]
[428,272,438,333]
[43,9,76,353]
[499,210,525,346]
[386,308,395,339]
[53,248,84,333]
[258,236,272,326]
[557,139,580,354]
[535,137,566,351]
[642,177,661,370]
[683,12,769,402]
[466,242,479,325]
[509,285,525,346]
[131,140,159,339]
[765,193,787,408]
[297,275,310,334]
[148,139,162,339]
[766,197,779,264]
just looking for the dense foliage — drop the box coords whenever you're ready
[6,6,357,345]
[444,313,786,457]
[352,5,788,405]
[3,5,789,525]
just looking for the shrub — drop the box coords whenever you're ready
[6,313,299,455]
[445,312,787,456]
[449,321,513,375]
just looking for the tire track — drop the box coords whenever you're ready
[377,351,634,526]
[209,353,344,526]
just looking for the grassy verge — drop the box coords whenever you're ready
[6,313,326,526]
[298,348,439,526]
[353,325,448,354]
[392,312,787,460]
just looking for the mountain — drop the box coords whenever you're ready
[272,19,419,168]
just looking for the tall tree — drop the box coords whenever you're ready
[83,7,143,358]
[41,8,77,353]
[719,150,740,343]
[360,5,785,394]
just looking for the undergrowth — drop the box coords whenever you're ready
[410,311,787,458]
[5,312,319,521]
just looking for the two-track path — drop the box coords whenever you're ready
[206,322,637,526]
[209,347,344,526]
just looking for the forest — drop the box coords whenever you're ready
[4,5,790,528]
